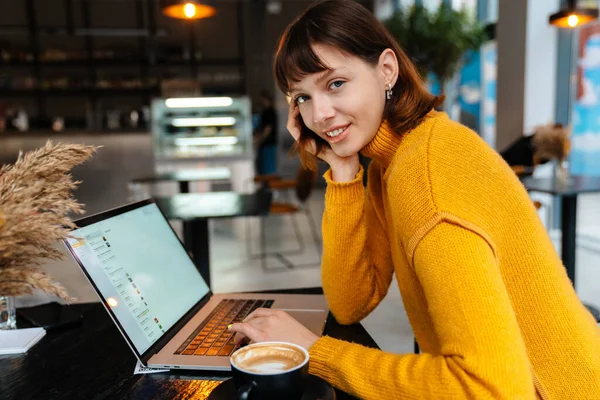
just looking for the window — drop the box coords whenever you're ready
[487,0,498,22]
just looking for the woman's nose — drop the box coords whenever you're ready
[312,96,335,125]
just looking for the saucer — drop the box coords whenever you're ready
[207,374,336,400]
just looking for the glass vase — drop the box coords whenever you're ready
[0,295,17,330]
[554,158,570,184]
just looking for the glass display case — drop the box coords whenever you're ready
[151,96,253,161]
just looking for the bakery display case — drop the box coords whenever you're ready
[151,96,253,161]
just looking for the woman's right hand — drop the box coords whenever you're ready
[287,102,360,182]
[228,308,319,350]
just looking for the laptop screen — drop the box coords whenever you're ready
[65,203,210,354]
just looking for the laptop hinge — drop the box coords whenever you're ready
[141,291,213,364]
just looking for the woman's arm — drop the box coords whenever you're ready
[321,164,394,325]
[309,222,535,399]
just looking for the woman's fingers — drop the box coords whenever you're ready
[286,101,322,157]
[243,307,278,322]
[229,320,266,344]
[233,331,248,345]
[286,103,302,142]
[229,311,319,350]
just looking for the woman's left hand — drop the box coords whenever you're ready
[228,308,319,350]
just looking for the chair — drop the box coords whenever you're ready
[246,167,322,270]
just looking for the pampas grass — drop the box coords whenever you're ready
[0,141,97,300]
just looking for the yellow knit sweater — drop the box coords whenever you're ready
[308,111,600,399]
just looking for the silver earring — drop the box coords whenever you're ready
[386,83,393,100]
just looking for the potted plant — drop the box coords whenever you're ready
[0,142,97,329]
[384,3,487,101]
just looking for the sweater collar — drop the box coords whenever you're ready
[360,121,401,168]
[360,110,441,168]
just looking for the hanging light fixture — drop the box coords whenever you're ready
[549,0,598,28]
[161,0,217,20]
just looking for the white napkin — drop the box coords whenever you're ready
[133,360,169,374]
[0,327,46,354]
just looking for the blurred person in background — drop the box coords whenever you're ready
[254,89,279,175]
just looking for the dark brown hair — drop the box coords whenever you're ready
[274,0,444,168]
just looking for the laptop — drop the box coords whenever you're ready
[63,198,328,370]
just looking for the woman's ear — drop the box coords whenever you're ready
[378,48,399,87]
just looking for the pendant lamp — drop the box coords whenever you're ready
[161,0,217,20]
[549,0,598,28]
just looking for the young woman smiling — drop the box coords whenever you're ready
[229,1,600,398]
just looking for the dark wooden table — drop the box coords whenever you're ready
[521,175,600,321]
[156,191,272,288]
[1,288,377,400]
[132,168,232,193]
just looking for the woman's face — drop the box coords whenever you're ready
[289,44,397,158]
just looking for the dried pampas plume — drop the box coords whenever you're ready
[532,123,571,163]
[0,141,98,300]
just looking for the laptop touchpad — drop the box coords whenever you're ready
[285,310,328,337]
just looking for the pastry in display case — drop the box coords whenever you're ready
[151,96,253,161]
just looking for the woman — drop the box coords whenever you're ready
[229,1,600,398]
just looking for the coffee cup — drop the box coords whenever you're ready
[230,341,310,400]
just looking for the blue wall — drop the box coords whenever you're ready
[571,27,600,176]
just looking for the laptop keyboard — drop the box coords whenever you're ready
[175,299,274,357]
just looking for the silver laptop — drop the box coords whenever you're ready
[63,199,328,370]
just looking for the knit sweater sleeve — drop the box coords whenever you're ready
[309,221,536,399]
[320,164,394,325]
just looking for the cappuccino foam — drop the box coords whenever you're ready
[232,343,306,374]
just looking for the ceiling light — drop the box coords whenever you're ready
[161,0,217,20]
[171,117,237,127]
[174,137,239,146]
[165,97,233,108]
[549,0,598,28]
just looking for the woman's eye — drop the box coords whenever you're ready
[295,95,309,105]
[329,80,345,89]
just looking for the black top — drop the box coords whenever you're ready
[522,176,600,196]
[259,107,278,146]
[500,134,550,169]
[156,191,271,221]
[500,135,536,167]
